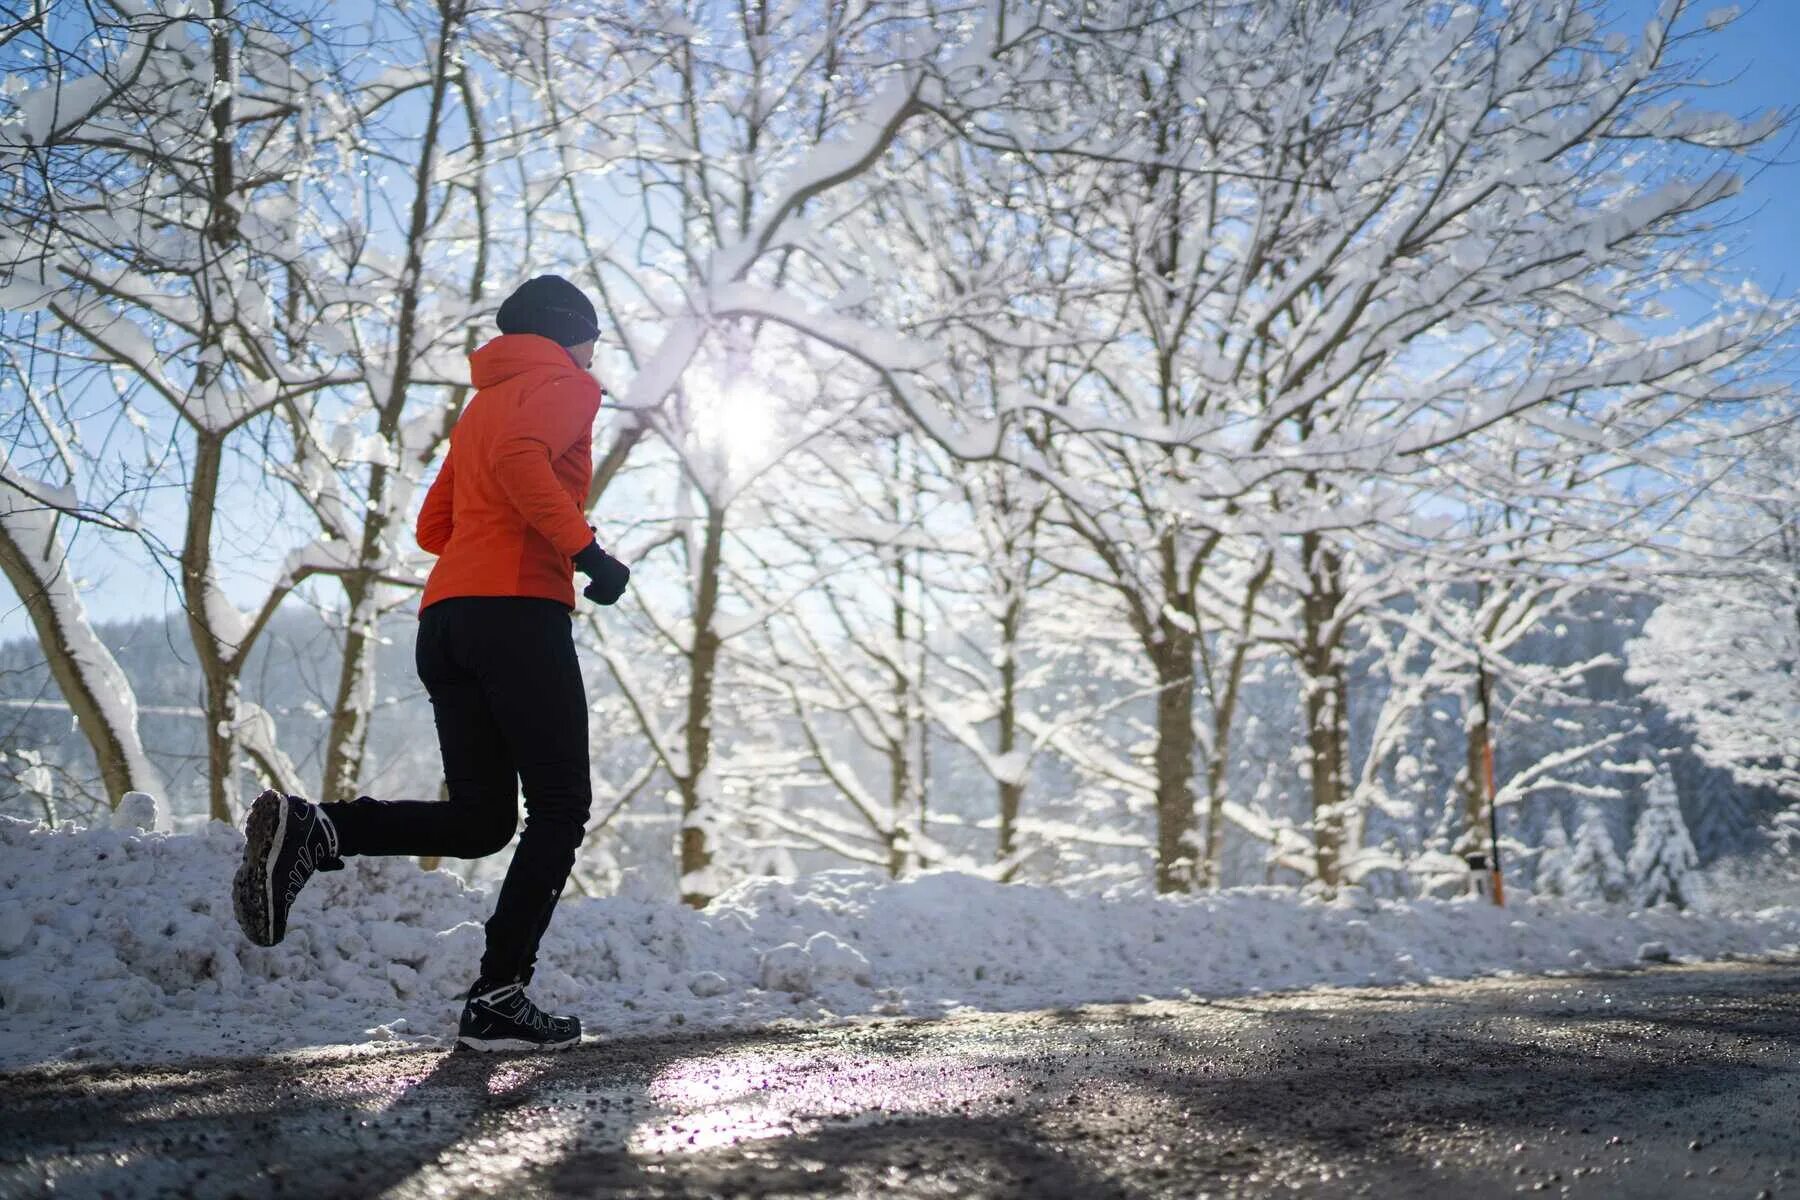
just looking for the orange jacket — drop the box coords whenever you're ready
[417,335,603,610]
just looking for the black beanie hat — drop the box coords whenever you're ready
[496,274,600,347]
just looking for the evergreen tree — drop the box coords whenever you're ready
[1769,805,1800,860]
[1676,752,1754,861]
[1627,768,1700,910]
[1534,812,1573,899]
[1564,803,1628,904]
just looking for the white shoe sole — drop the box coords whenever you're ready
[232,790,287,946]
[456,1035,580,1053]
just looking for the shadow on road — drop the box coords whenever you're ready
[2,964,1795,1198]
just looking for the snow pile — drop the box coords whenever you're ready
[2,815,1798,1069]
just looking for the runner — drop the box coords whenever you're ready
[231,274,630,1052]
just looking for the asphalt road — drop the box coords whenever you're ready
[2,963,1796,1199]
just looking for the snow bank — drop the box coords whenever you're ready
[2,815,1798,1069]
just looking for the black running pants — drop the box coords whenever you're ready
[322,596,591,985]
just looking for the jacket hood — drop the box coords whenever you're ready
[469,333,584,390]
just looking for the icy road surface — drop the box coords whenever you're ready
[2,963,1796,1199]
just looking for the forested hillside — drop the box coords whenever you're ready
[1,585,1777,898]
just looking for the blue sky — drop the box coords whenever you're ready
[1650,0,1800,300]
[3,1,1798,641]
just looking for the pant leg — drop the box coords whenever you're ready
[463,598,591,985]
[320,600,520,860]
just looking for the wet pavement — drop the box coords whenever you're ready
[1,962,1796,1198]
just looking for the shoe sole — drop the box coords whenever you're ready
[232,790,286,947]
[455,1035,580,1053]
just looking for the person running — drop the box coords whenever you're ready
[231,274,631,1052]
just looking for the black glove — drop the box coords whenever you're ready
[572,540,631,606]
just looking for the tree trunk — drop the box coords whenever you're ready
[886,574,910,879]
[1299,532,1349,887]
[1459,698,1489,855]
[321,570,377,802]
[1151,616,1198,893]
[886,456,925,879]
[181,431,239,823]
[678,502,725,906]
[1457,592,1503,858]
[186,6,240,823]
[1199,748,1230,890]
[996,590,1023,868]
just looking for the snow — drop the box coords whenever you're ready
[758,943,815,993]
[1703,6,1742,32]
[111,791,162,833]
[16,68,114,145]
[2,815,1797,1070]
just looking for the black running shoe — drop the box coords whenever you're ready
[232,789,342,947]
[458,983,581,1052]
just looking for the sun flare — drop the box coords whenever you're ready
[693,376,781,467]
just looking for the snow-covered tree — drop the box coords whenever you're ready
[1564,803,1629,904]
[1,0,351,818]
[1627,766,1700,910]
[544,1,1038,903]
[0,433,162,811]
[1627,416,1800,806]
[748,425,942,879]
[295,0,516,807]
[1534,812,1573,899]
[865,0,1796,889]
[1772,806,1800,860]
[1673,752,1761,861]
[1220,0,1794,885]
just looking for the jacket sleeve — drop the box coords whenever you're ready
[416,447,455,555]
[491,373,601,558]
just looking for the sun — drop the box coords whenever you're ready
[692,374,781,469]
